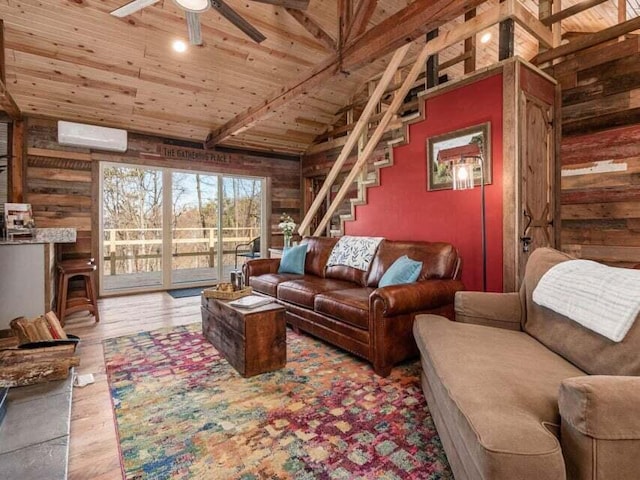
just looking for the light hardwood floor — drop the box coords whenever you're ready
[64,292,202,480]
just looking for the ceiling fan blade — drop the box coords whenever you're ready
[210,0,266,43]
[110,0,160,17]
[185,11,204,45]
[250,0,309,10]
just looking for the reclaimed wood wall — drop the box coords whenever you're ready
[546,36,640,267]
[24,117,301,262]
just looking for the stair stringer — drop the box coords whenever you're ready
[330,99,426,237]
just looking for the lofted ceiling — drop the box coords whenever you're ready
[0,0,629,155]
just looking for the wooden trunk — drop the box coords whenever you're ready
[200,296,286,377]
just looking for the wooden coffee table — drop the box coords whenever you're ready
[201,295,286,377]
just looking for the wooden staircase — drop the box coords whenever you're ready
[328,107,427,237]
[299,0,546,239]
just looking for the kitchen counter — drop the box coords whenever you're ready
[0,228,76,245]
[0,228,77,328]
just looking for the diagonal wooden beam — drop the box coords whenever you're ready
[345,0,377,43]
[286,8,337,51]
[531,15,640,65]
[540,0,608,26]
[312,2,509,236]
[204,0,486,148]
[510,0,552,48]
[298,44,410,236]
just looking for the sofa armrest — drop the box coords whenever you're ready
[559,376,640,440]
[242,258,280,279]
[454,291,522,331]
[559,376,640,480]
[371,279,464,317]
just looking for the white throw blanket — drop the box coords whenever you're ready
[532,259,640,342]
[326,236,384,271]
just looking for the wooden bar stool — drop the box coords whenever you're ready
[56,259,99,326]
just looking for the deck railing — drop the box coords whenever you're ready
[103,227,259,275]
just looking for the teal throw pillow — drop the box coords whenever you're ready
[378,255,423,287]
[278,243,308,275]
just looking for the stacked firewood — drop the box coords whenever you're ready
[0,312,79,387]
[10,312,68,343]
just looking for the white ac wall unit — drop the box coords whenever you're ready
[57,121,128,152]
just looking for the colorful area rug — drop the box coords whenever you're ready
[103,324,452,479]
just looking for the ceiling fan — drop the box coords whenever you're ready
[111,0,309,45]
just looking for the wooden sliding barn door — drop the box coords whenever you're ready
[517,92,556,282]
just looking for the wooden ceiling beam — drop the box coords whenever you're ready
[205,0,486,148]
[251,0,310,10]
[345,0,377,43]
[285,8,337,52]
[0,20,5,85]
[338,0,353,49]
[0,20,20,120]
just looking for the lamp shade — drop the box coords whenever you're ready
[453,162,475,190]
[173,0,210,13]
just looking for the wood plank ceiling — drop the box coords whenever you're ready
[0,0,626,155]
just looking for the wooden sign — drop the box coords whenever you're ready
[158,145,230,164]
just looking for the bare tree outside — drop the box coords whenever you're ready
[102,165,262,292]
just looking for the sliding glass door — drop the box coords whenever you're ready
[171,172,219,286]
[100,163,265,295]
[101,164,164,292]
[222,177,262,279]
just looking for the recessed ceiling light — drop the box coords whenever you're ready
[173,40,188,53]
[480,32,492,44]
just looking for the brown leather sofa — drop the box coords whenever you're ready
[413,247,640,480]
[243,236,463,377]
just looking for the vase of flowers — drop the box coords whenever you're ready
[278,213,296,248]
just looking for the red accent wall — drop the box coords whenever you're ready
[345,74,504,292]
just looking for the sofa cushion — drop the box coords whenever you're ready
[378,255,422,287]
[522,247,640,376]
[414,314,584,479]
[249,273,303,297]
[367,240,460,287]
[315,288,374,330]
[278,244,308,274]
[301,236,338,278]
[277,277,357,309]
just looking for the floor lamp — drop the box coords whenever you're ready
[452,154,486,292]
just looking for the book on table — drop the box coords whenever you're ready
[229,295,274,309]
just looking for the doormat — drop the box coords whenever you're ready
[103,324,452,479]
[167,287,208,299]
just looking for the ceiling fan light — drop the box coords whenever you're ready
[173,0,210,13]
